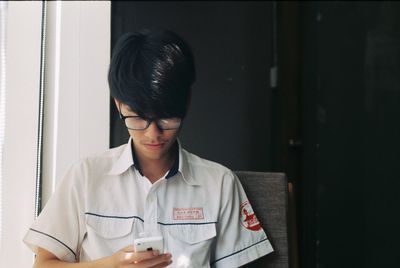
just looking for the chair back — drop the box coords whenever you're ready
[235,171,291,268]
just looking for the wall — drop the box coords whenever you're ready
[0,2,42,267]
[110,2,276,172]
[41,1,110,205]
[0,2,110,267]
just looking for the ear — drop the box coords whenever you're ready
[114,98,120,112]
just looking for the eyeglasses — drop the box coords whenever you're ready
[118,105,182,130]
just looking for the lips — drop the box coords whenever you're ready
[143,143,164,150]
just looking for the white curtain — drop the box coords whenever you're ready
[0,1,110,267]
[0,0,8,253]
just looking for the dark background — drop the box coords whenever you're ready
[110,2,400,268]
[110,1,276,171]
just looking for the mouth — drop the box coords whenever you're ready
[143,143,165,150]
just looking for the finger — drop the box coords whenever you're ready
[149,260,173,268]
[124,250,160,263]
[137,253,172,267]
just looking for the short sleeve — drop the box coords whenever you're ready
[23,161,87,262]
[211,171,274,267]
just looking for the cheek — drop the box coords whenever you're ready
[166,130,180,140]
[128,129,142,141]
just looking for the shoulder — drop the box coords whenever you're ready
[183,149,230,172]
[70,143,128,176]
[182,148,237,184]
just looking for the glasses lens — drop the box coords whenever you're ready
[157,118,181,130]
[125,117,148,130]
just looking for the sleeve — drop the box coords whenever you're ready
[23,161,87,262]
[211,171,274,268]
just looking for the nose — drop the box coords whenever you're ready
[144,121,162,139]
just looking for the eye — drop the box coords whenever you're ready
[130,117,145,122]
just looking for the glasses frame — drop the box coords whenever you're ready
[118,104,181,131]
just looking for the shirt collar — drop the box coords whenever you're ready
[108,138,135,176]
[108,138,201,186]
[177,139,201,186]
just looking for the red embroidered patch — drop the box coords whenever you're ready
[173,208,204,220]
[240,200,262,231]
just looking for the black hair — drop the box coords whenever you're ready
[108,29,196,119]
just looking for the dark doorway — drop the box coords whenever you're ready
[300,2,400,268]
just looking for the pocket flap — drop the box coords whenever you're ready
[167,224,216,244]
[86,215,135,239]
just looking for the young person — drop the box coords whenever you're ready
[24,29,273,268]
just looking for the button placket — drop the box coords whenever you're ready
[144,183,160,237]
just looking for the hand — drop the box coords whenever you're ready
[110,245,172,268]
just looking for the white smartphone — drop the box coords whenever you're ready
[133,236,164,253]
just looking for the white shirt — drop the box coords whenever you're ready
[23,139,273,267]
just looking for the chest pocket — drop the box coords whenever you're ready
[83,215,140,260]
[167,223,216,244]
[164,224,216,267]
[86,215,135,239]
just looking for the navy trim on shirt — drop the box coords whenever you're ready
[85,213,216,226]
[29,228,77,258]
[131,142,144,176]
[85,212,144,222]
[165,146,179,178]
[210,238,270,265]
[157,221,217,226]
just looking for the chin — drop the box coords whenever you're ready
[144,150,165,160]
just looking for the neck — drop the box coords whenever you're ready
[135,143,177,183]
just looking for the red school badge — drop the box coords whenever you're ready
[240,200,262,231]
